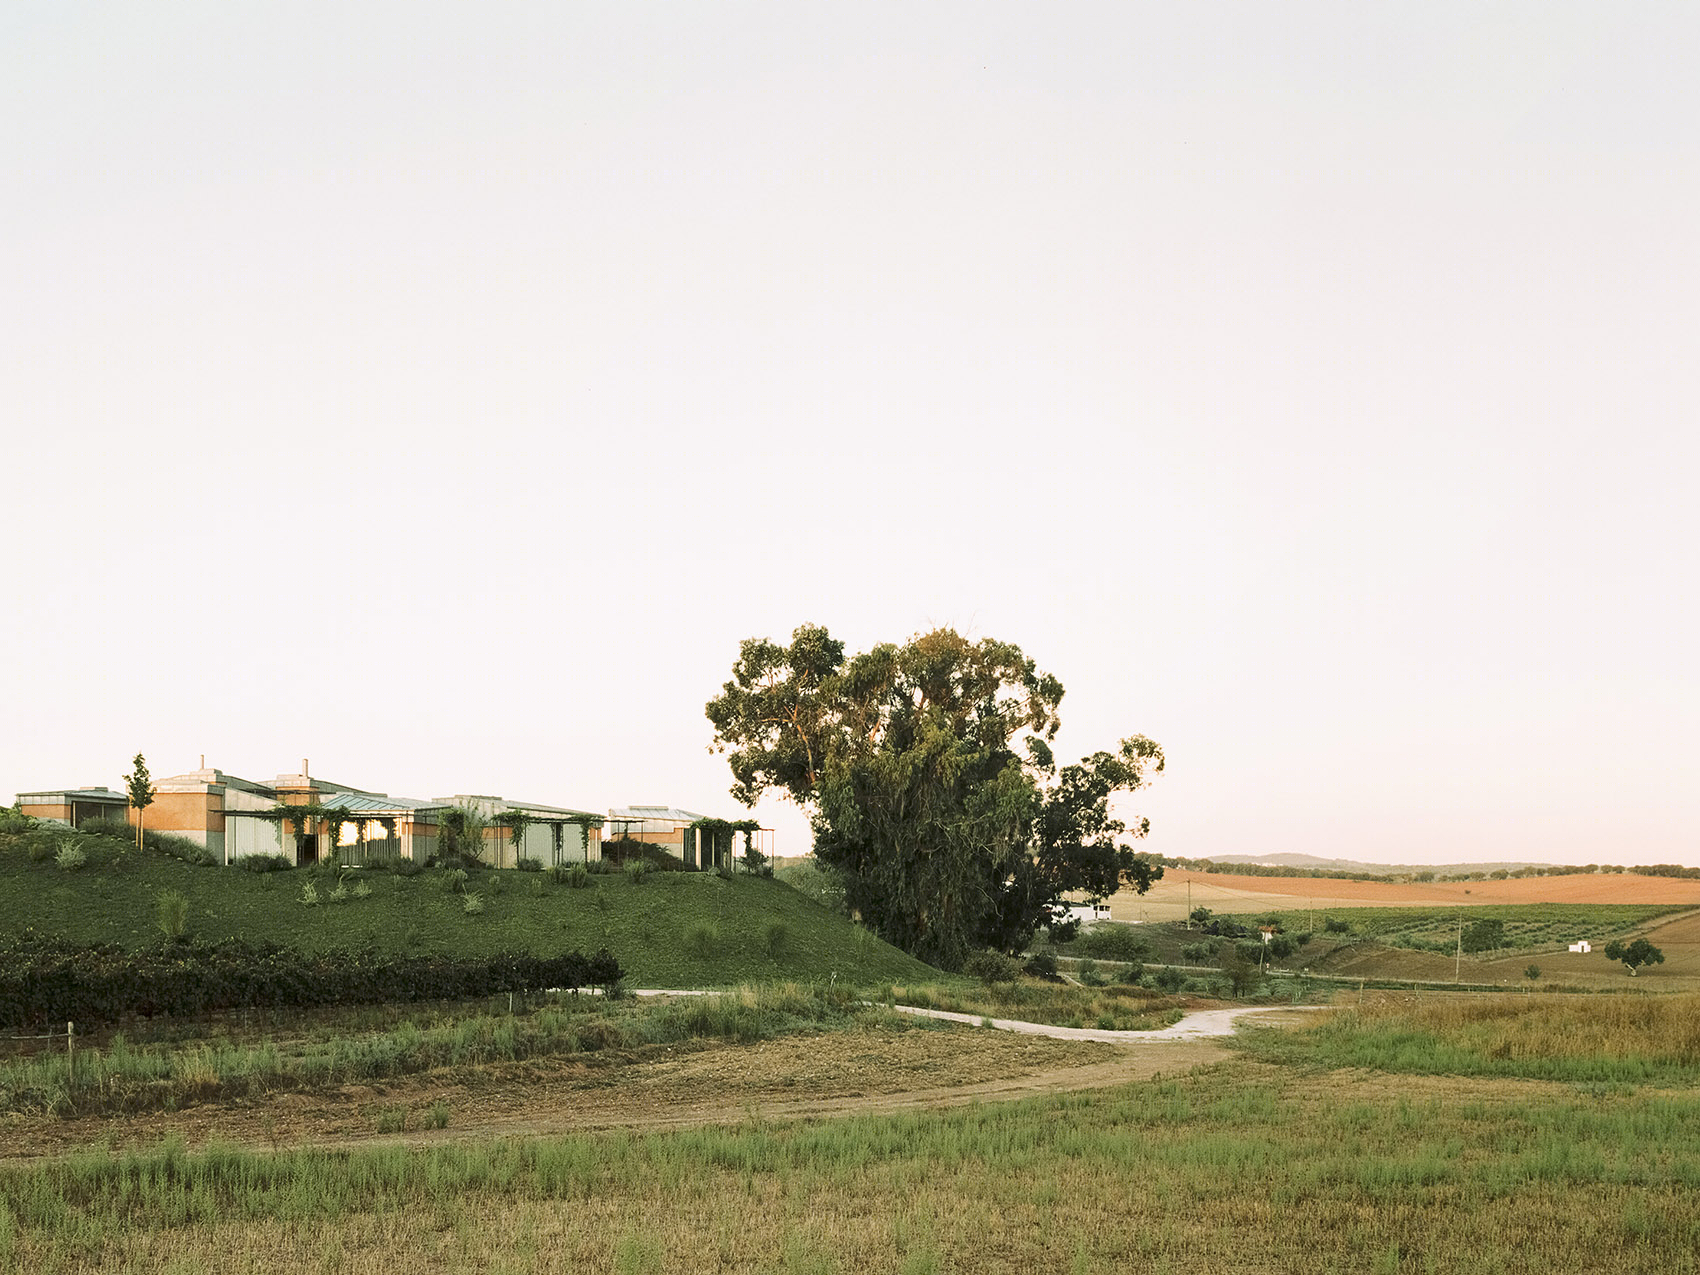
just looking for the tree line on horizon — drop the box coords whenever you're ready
[1156,857,1700,882]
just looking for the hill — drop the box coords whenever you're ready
[1116,867,1700,924]
[0,827,942,988]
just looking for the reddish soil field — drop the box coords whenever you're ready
[1116,869,1700,922]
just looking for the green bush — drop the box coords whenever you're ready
[625,859,652,885]
[1025,951,1060,980]
[425,1100,450,1130]
[1324,916,1351,933]
[392,856,426,877]
[763,920,792,958]
[1072,924,1151,963]
[683,920,719,957]
[516,857,543,873]
[156,889,189,940]
[442,868,469,895]
[299,880,319,907]
[54,841,86,871]
[239,853,293,873]
[462,893,485,916]
[0,805,35,835]
[962,950,1021,984]
[1180,941,1218,962]
[559,863,591,889]
[1154,967,1187,993]
[28,835,57,863]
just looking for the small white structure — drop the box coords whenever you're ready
[1568,941,1592,954]
[1052,901,1113,926]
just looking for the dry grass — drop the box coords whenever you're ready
[5,1053,1699,1274]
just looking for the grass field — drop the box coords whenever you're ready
[5,992,1700,1272]
[0,828,940,987]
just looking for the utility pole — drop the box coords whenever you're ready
[1186,880,1192,929]
[1455,916,1462,984]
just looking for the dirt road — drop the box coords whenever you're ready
[2,1007,1323,1162]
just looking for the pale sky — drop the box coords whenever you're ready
[4,3,1696,868]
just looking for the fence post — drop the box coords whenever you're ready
[67,1021,75,1086]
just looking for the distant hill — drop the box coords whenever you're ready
[1201,853,1555,877]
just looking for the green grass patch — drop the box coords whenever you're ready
[0,830,939,987]
[1235,991,1700,1086]
[0,984,877,1117]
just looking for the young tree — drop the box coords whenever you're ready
[1602,938,1665,976]
[124,753,155,854]
[706,624,1163,968]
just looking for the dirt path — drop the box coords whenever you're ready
[885,1002,1327,1043]
[0,1008,1325,1163]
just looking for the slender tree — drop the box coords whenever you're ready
[124,753,155,854]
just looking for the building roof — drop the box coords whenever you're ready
[16,787,129,802]
[609,805,715,823]
[321,791,442,814]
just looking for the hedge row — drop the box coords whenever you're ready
[0,934,623,1030]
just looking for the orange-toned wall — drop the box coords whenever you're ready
[136,792,224,834]
[20,801,71,822]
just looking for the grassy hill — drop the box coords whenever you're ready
[0,828,942,988]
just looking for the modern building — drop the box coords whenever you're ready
[19,761,604,869]
[606,805,773,870]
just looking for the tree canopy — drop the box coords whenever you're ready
[1602,937,1665,975]
[706,624,1163,968]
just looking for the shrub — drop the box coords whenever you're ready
[28,836,57,863]
[962,950,1021,984]
[1074,924,1152,963]
[1525,964,1542,981]
[327,880,350,905]
[683,920,719,958]
[442,868,469,895]
[716,861,734,880]
[1154,967,1187,992]
[601,838,687,872]
[54,841,86,871]
[516,857,543,873]
[560,863,591,889]
[0,805,35,835]
[351,880,373,900]
[1025,950,1060,980]
[1324,917,1351,933]
[1181,941,1218,962]
[1076,958,1106,987]
[462,893,485,915]
[1189,906,1213,925]
[425,1100,450,1130]
[374,1106,408,1134]
[1115,963,1146,986]
[0,935,625,1030]
[624,859,651,885]
[156,889,190,940]
[299,880,320,907]
[239,853,293,873]
[763,920,792,958]
[393,856,426,877]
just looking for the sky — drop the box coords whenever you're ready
[3,3,1696,868]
